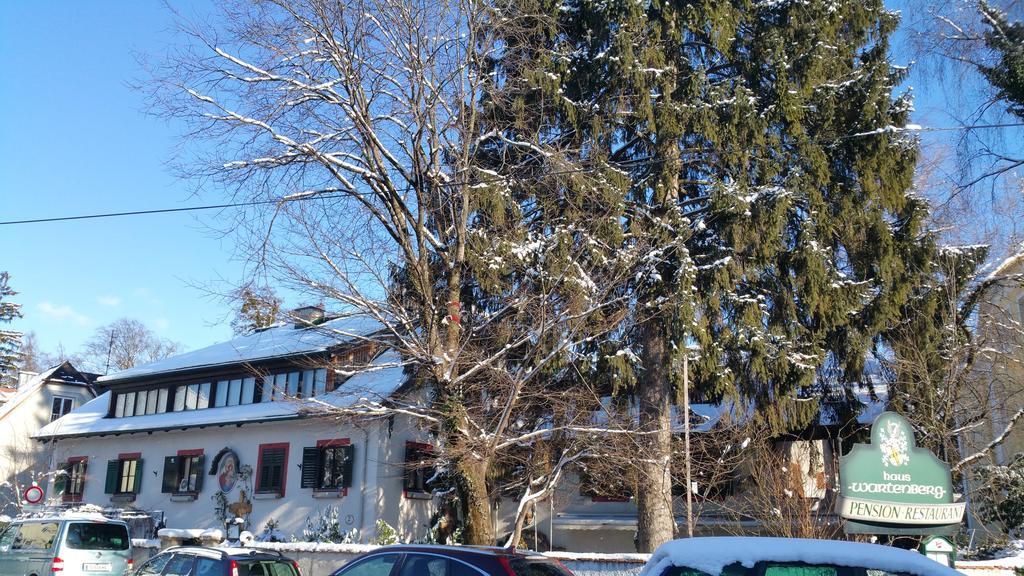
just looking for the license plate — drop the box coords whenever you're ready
[83,563,112,572]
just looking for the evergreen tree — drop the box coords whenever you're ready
[231,286,281,335]
[0,272,23,386]
[488,0,933,548]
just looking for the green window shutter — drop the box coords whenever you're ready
[300,447,320,489]
[194,456,205,492]
[132,459,144,494]
[161,457,178,493]
[104,460,119,494]
[341,445,355,488]
[53,463,68,495]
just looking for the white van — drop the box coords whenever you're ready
[0,517,133,576]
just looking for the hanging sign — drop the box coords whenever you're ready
[836,412,965,535]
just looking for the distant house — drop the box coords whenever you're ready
[0,363,96,516]
[35,314,437,542]
[972,253,1024,465]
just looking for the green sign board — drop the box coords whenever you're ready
[836,412,965,535]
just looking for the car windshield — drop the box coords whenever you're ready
[507,558,575,576]
[237,560,299,576]
[65,523,130,551]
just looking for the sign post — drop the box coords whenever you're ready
[836,412,965,536]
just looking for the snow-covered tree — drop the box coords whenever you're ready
[231,286,281,336]
[0,272,23,386]
[155,0,640,546]
[498,0,935,549]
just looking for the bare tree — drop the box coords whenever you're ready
[153,0,638,545]
[82,318,180,374]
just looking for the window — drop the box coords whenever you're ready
[195,557,223,576]
[163,553,197,576]
[136,553,173,576]
[50,396,73,421]
[338,555,400,576]
[55,458,87,502]
[162,450,205,494]
[301,440,355,491]
[242,377,256,404]
[123,391,136,417]
[257,443,289,496]
[105,454,142,496]
[403,442,435,496]
[11,522,59,550]
[65,522,129,550]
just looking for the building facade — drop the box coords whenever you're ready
[1,363,96,516]
[36,317,439,542]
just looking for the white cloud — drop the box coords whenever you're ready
[37,302,91,326]
[98,295,121,307]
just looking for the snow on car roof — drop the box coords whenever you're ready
[98,315,384,383]
[36,351,408,439]
[640,537,961,576]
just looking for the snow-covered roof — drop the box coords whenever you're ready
[37,351,408,439]
[640,537,960,576]
[98,315,385,383]
[0,365,65,423]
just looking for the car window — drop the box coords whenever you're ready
[165,553,197,576]
[11,522,59,550]
[764,566,838,576]
[662,563,749,576]
[195,557,224,576]
[399,555,447,576]
[507,558,575,576]
[65,522,130,550]
[137,553,174,576]
[267,561,300,576]
[0,524,19,551]
[334,554,400,576]
[449,558,484,576]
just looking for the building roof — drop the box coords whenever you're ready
[36,351,408,440]
[98,315,385,384]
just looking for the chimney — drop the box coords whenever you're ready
[291,305,325,328]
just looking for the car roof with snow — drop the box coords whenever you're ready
[640,537,961,576]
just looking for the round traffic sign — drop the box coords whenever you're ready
[23,485,44,504]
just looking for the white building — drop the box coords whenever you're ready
[36,316,438,542]
[1,363,96,516]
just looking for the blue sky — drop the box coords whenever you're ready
[0,1,237,359]
[0,1,1017,366]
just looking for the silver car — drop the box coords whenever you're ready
[0,517,133,576]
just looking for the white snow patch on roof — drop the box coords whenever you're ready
[37,351,407,439]
[640,537,961,576]
[99,316,384,383]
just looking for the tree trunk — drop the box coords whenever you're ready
[636,317,676,552]
[458,456,494,545]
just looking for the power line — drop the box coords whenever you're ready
[4,121,1023,227]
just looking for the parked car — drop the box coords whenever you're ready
[329,545,574,576]
[639,537,962,576]
[132,546,301,576]
[0,516,133,576]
